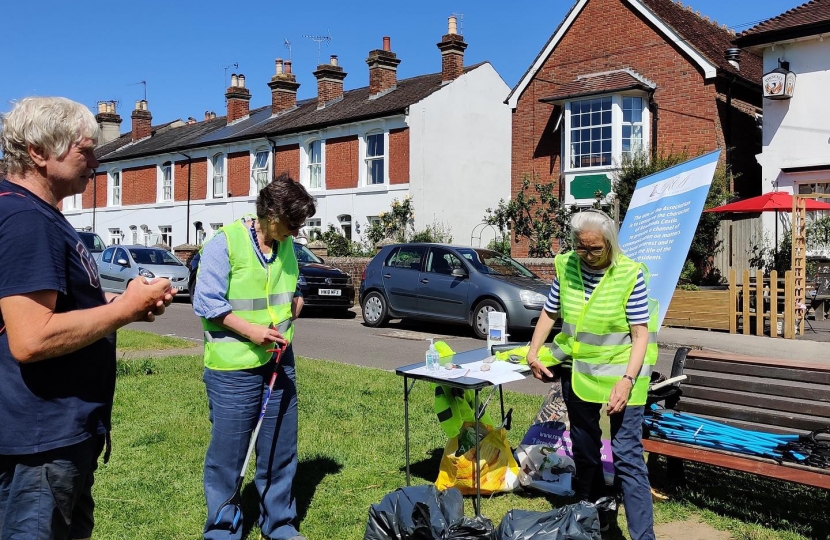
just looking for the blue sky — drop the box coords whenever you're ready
[4,0,794,125]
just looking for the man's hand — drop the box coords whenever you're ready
[248,324,286,346]
[120,278,175,322]
[606,378,633,414]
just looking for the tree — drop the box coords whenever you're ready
[484,176,614,257]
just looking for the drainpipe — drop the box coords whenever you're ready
[92,170,97,232]
[178,152,193,244]
[725,75,736,182]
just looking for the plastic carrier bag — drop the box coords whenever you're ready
[495,502,601,540]
[435,425,520,495]
[363,485,494,540]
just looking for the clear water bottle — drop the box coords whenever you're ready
[425,338,440,371]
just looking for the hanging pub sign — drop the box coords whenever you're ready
[763,61,796,100]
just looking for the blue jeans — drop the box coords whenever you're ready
[203,345,299,540]
[0,435,104,540]
[562,374,655,540]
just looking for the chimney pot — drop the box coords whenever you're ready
[383,36,391,51]
[330,55,338,66]
[97,102,107,114]
[135,100,142,110]
[725,47,741,70]
[269,58,301,115]
[448,16,458,35]
[275,58,284,75]
[108,101,116,113]
[367,37,401,97]
[231,73,238,87]
[285,60,293,74]
[205,110,210,120]
[239,74,246,88]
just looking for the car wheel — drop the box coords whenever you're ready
[472,299,504,340]
[362,291,389,327]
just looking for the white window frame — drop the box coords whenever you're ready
[108,228,123,245]
[129,225,138,245]
[304,218,322,240]
[159,225,172,247]
[63,193,82,211]
[210,153,226,199]
[363,131,386,186]
[563,93,650,173]
[159,161,173,202]
[108,169,121,207]
[251,147,271,194]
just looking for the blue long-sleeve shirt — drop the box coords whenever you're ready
[192,219,300,320]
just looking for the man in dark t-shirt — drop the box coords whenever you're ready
[0,97,176,540]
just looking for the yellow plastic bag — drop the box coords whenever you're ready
[435,425,520,495]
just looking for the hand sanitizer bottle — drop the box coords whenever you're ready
[425,338,440,371]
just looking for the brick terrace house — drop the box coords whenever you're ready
[734,0,830,253]
[504,0,763,256]
[64,17,510,249]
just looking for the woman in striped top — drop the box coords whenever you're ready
[526,210,655,540]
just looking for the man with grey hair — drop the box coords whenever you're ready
[0,97,176,540]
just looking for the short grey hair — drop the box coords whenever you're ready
[0,97,99,176]
[570,209,621,265]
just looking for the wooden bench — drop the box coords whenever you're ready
[642,347,830,490]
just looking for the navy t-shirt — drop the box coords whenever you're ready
[0,179,116,455]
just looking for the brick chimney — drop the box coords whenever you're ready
[225,73,251,123]
[314,55,347,108]
[366,36,401,98]
[130,100,152,141]
[437,16,467,82]
[96,101,122,144]
[268,58,301,115]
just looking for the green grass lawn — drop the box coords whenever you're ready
[116,329,196,351]
[92,355,828,540]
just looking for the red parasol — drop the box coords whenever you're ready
[705,191,830,213]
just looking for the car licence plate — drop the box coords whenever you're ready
[319,289,341,296]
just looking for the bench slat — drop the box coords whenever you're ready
[685,358,830,386]
[684,372,830,403]
[642,438,830,490]
[675,397,829,432]
[684,350,830,372]
[682,386,830,418]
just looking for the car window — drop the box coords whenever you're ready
[102,247,114,263]
[79,233,106,253]
[115,248,129,265]
[293,243,323,264]
[385,245,426,270]
[456,248,536,278]
[128,248,182,266]
[426,248,464,275]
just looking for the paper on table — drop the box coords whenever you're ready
[406,365,472,379]
[463,360,526,385]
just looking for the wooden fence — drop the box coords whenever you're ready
[664,268,801,338]
[713,214,763,277]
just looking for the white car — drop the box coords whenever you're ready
[97,245,190,296]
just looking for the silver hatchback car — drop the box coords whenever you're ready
[98,245,190,296]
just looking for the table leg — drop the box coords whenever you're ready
[404,376,411,486]
[474,388,481,516]
[499,385,505,423]
[819,300,827,321]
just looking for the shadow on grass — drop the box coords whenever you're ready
[650,456,830,538]
[237,457,342,539]
[403,447,444,483]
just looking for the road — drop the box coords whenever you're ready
[129,299,678,396]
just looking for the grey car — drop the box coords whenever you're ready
[98,245,190,296]
[359,243,551,339]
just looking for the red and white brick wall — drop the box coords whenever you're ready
[389,128,410,185]
[275,144,300,181]
[227,151,250,197]
[325,135,359,189]
[122,165,156,206]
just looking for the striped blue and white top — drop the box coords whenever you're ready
[544,262,649,325]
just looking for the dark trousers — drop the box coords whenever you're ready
[561,374,655,540]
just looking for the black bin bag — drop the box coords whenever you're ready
[496,502,601,540]
[364,485,494,540]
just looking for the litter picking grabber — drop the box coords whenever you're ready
[213,341,286,532]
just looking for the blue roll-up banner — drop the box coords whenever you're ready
[618,150,720,327]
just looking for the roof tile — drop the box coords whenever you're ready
[737,0,830,43]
